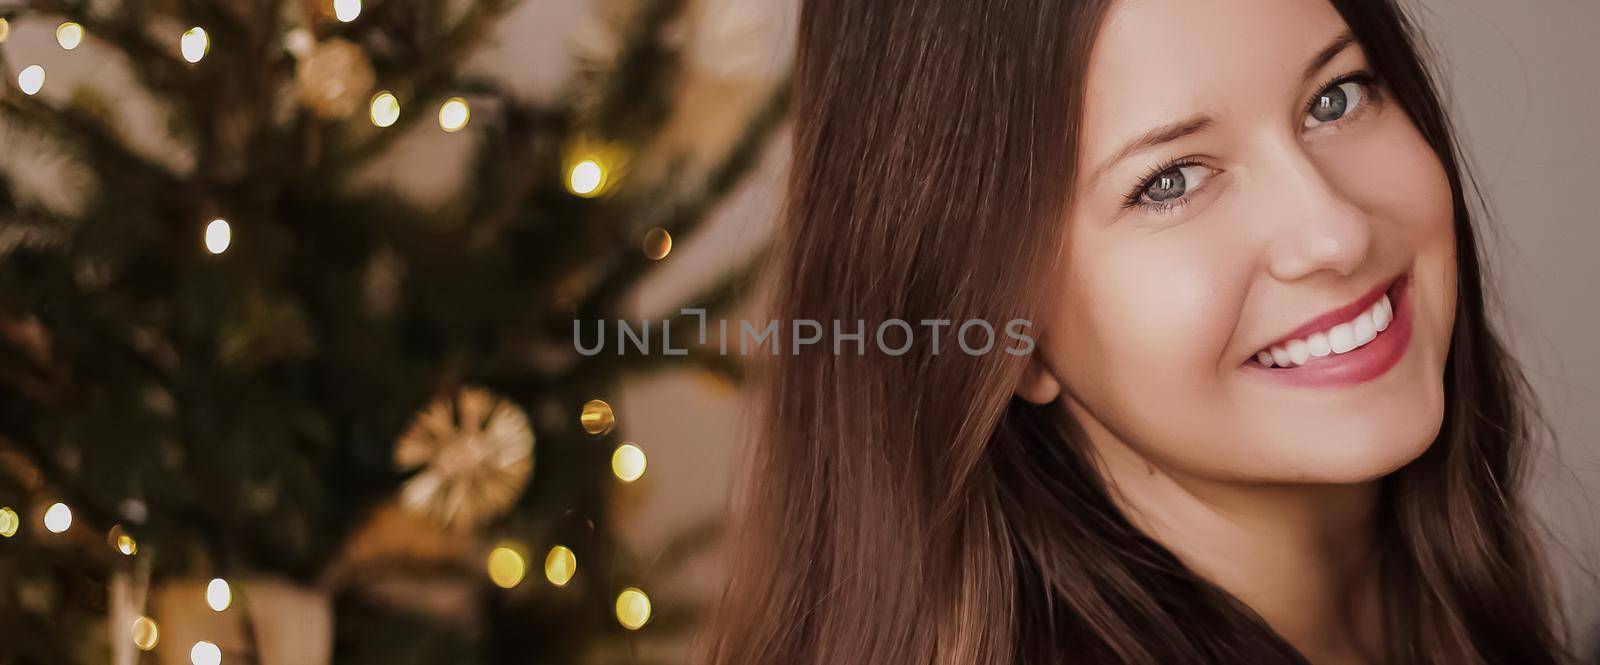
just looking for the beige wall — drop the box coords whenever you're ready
[1403,0,1600,640]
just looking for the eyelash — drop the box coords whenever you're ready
[1121,157,1204,214]
[1120,70,1384,214]
[1304,71,1380,121]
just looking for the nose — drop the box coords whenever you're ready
[1258,140,1374,282]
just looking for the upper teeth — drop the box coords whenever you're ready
[1255,293,1392,368]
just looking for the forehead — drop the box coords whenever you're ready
[1080,0,1352,160]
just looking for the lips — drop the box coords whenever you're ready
[1242,272,1413,386]
[1246,272,1406,365]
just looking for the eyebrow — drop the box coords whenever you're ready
[1086,30,1360,188]
[1303,32,1357,84]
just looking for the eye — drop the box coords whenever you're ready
[1303,76,1373,129]
[1125,162,1212,211]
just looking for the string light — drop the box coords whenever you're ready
[437,97,470,132]
[43,502,72,533]
[487,545,527,589]
[611,443,646,482]
[567,159,605,197]
[369,91,400,127]
[544,545,576,587]
[206,578,231,612]
[333,0,362,22]
[56,22,83,50]
[205,218,231,254]
[0,507,18,537]
[131,616,159,651]
[109,525,138,555]
[18,65,45,96]
[0,18,10,43]
[579,399,615,435]
[643,228,672,260]
[615,587,652,630]
[190,640,221,665]
[181,27,210,63]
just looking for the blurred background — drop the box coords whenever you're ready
[0,0,1592,664]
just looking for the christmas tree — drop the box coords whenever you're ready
[0,0,788,662]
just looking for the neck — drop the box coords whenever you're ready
[1068,401,1388,664]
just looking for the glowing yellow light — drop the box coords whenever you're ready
[643,228,672,260]
[205,218,231,254]
[43,502,72,533]
[487,545,527,589]
[109,525,138,555]
[131,616,159,651]
[206,578,231,612]
[0,18,10,43]
[0,507,18,537]
[18,65,45,96]
[181,27,209,63]
[56,22,83,50]
[437,97,470,133]
[369,91,400,127]
[333,0,361,22]
[190,640,221,665]
[615,587,652,630]
[544,545,576,587]
[611,443,646,482]
[580,399,615,435]
[567,160,605,197]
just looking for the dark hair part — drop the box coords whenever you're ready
[701,0,1570,663]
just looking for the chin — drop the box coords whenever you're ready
[1252,392,1446,485]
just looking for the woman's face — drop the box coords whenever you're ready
[1019,0,1458,484]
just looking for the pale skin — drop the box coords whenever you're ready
[1015,0,1459,663]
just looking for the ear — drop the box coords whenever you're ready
[1014,354,1062,405]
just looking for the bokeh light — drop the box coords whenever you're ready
[643,228,672,260]
[190,640,221,665]
[109,525,138,555]
[56,22,83,50]
[369,91,400,127]
[18,65,45,96]
[438,97,470,132]
[205,218,231,254]
[487,545,527,589]
[580,399,615,435]
[611,443,646,482]
[206,578,231,612]
[544,545,576,587]
[131,616,159,651]
[615,587,651,630]
[181,27,210,63]
[43,502,72,533]
[334,0,361,22]
[0,507,19,537]
[567,160,605,197]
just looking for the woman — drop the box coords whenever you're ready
[703,0,1571,663]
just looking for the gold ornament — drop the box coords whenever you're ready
[395,386,534,529]
[294,38,375,119]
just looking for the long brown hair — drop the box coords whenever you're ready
[701,1,1569,662]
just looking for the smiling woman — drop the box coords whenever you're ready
[701,0,1574,663]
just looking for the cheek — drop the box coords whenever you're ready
[1324,110,1459,346]
[1324,109,1455,249]
[1062,239,1239,369]
[1053,234,1248,446]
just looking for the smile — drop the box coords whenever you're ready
[1243,272,1413,386]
